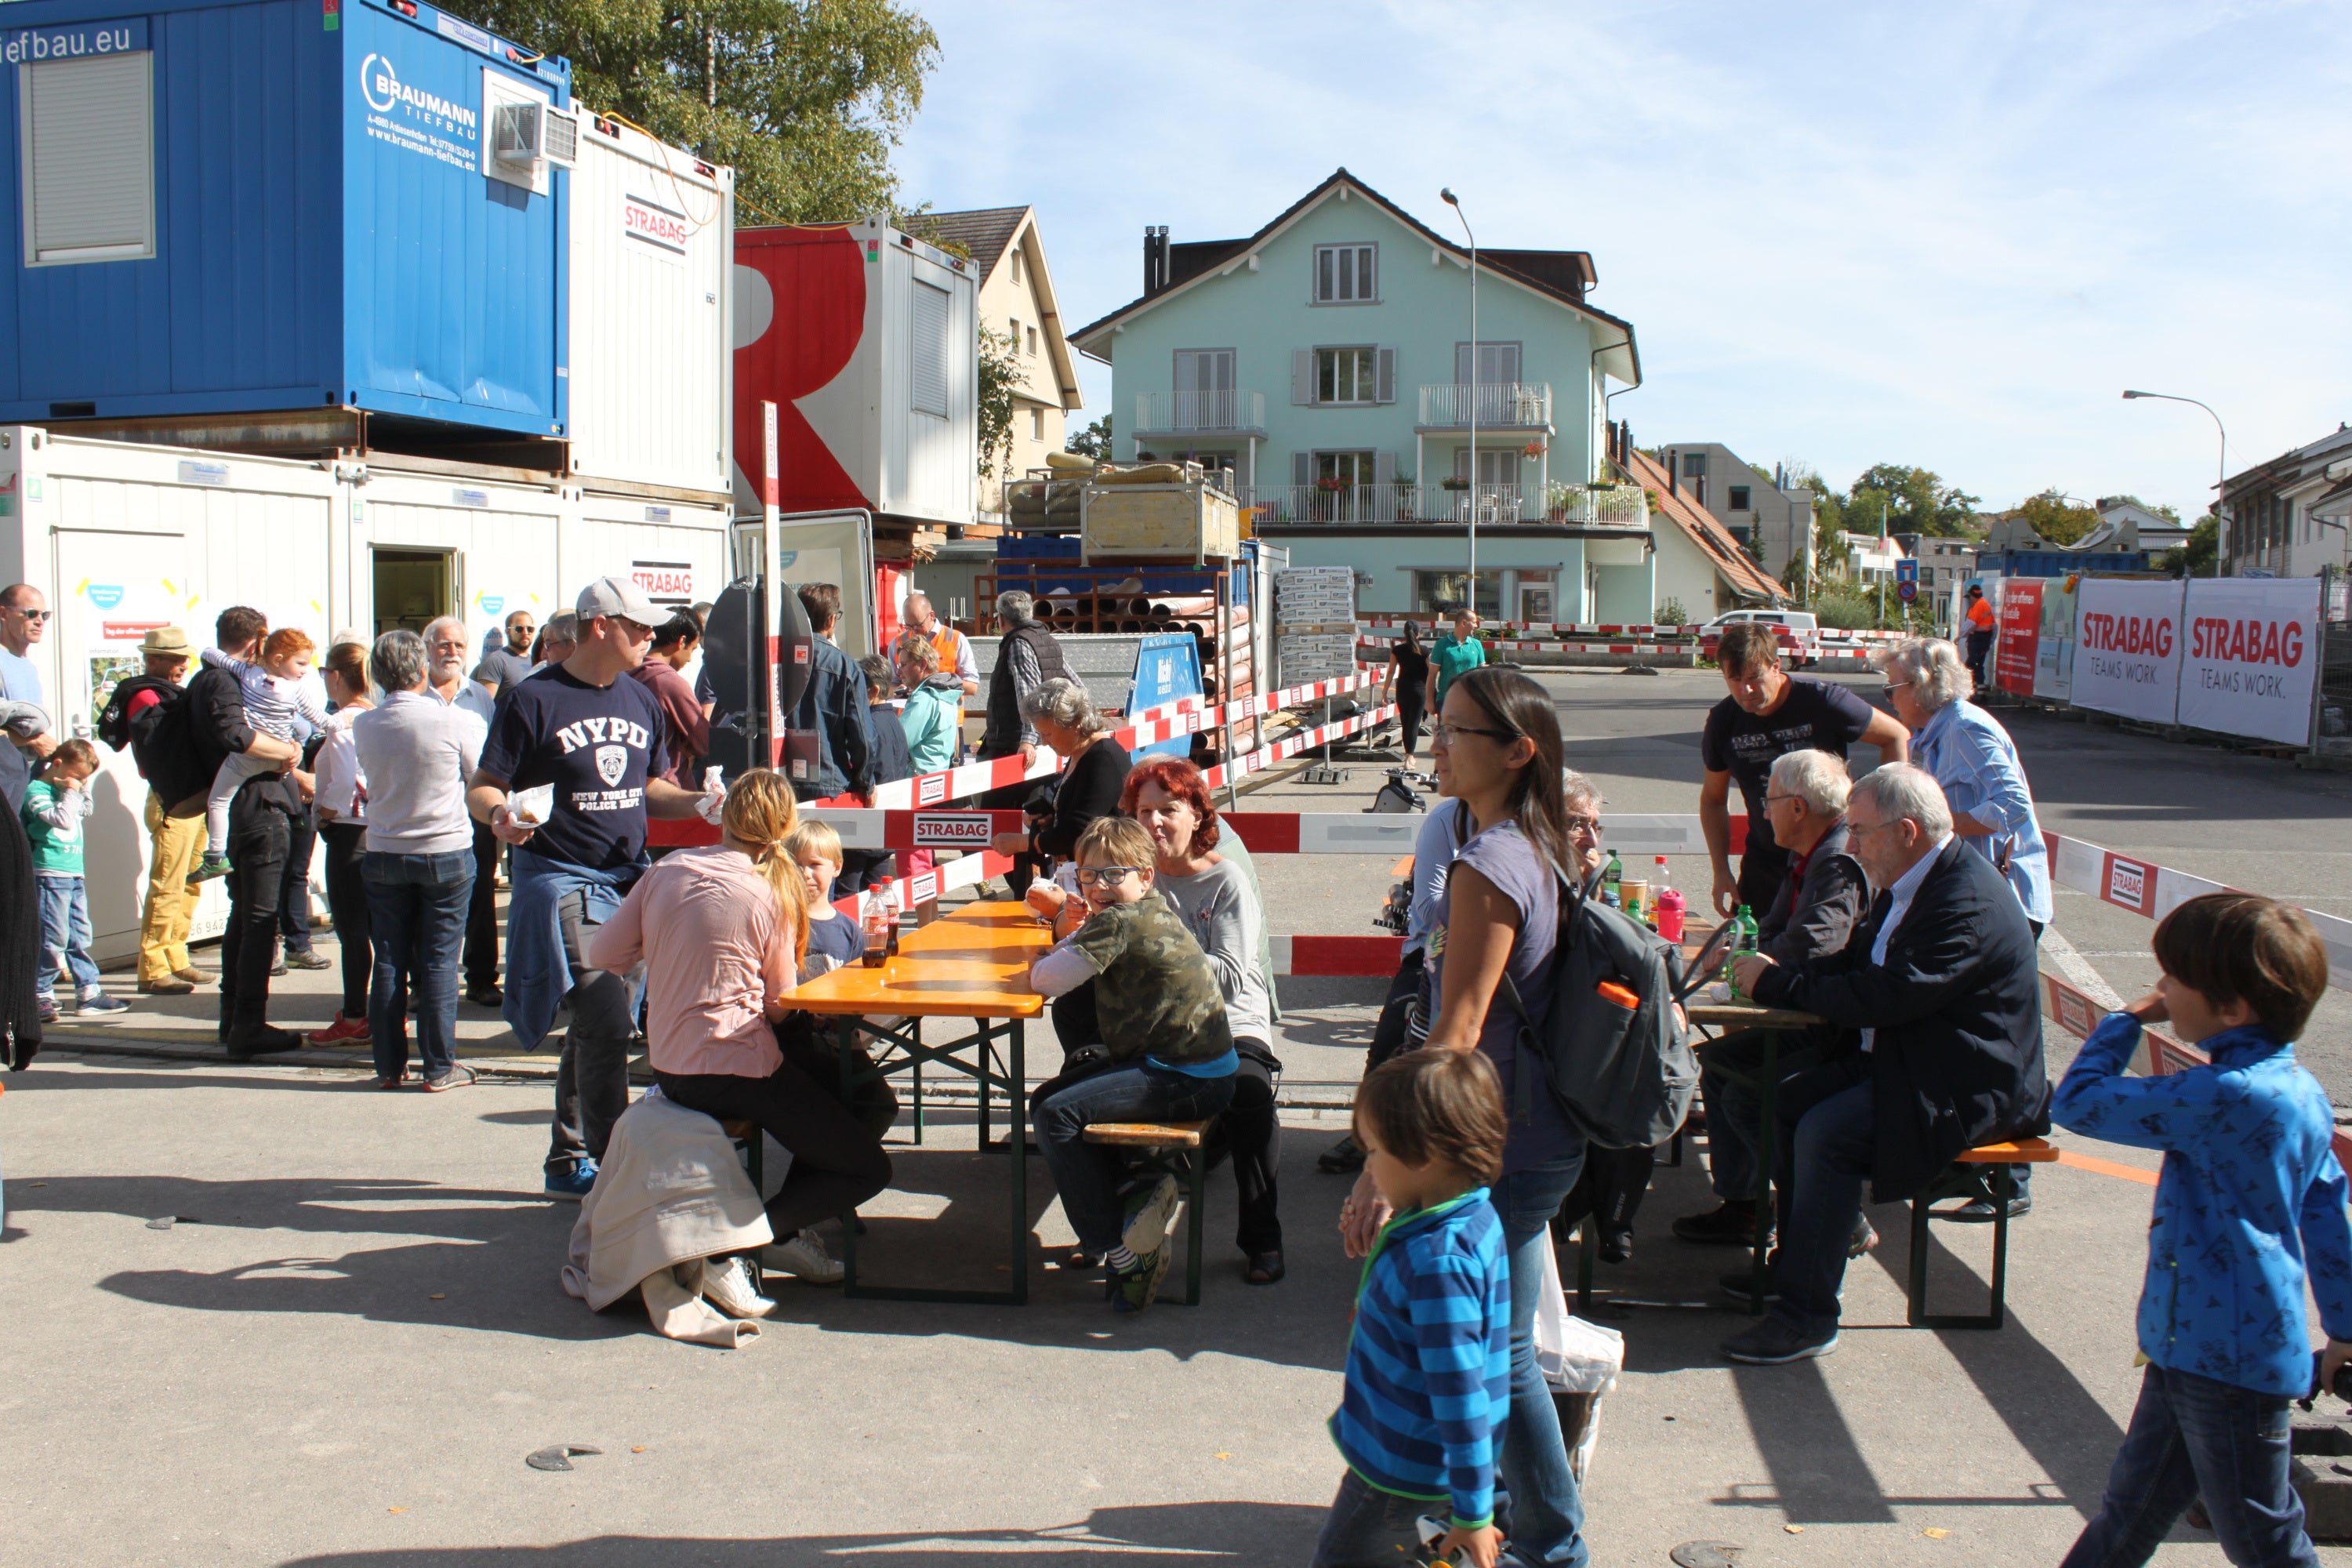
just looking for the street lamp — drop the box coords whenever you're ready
[1442,187,1477,613]
[2122,390,2228,576]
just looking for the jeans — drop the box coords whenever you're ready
[278,812,318,953]
[138,791,203,984]
[1311,1469,1449,1568]
[1767,1066,1878,1338]
[463,820,499,989]
[657,1059,894,1239]
[546,887,643,1176]
[363,849,474,1083]
[34,875,102,1001]
[320,822,371,1018]
[1494,1152,1592,1567]
[1033,1062,1236,1256]
[2061,1363,2319,1567]
[218,796,292,1040]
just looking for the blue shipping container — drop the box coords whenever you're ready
[0,0,569,436]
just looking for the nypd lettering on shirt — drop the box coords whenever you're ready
[554,715,652,815]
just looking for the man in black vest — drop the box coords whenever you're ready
[978,590,1071,895]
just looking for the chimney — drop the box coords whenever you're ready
[1142,226,1170,296]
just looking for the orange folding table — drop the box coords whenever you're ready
[789,901,1052,1305]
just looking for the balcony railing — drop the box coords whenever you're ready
[1236,482,1646,528]
[1132,389,1267,434]
[1416,382,1553,429]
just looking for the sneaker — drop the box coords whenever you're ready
[269,944,288,978]
[544,1162,598,1201]
[1719,1268,1780,1309]
[1673,1201,1769,1247]
[761,1228,845,1286]
[283,948,332,971]
[74,992,129,1017]
[1109,1245,1171,1314]
[1721,1316,1839,1365]
[421,1065,477,1092]
[1939,1194,2031,1223]
[699,1254,779,1318]
[38,997,57,1025]
[1120,1174,1181,1260]
[1849,1216,1880,1257]
[185,851,232,887]
[1316,1134,1367,1175]
[308,1013,370,1046]
[375,1073,408,1091]
[1598,1227,1634,1265]
[466,982,504,1007]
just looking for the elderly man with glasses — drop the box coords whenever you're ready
[467,578,720,1199]
[1675,749,1872,1251]
[1717,763,2047,1365]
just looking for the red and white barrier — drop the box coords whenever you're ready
[2045,832,2351,993]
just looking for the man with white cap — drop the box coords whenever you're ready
[468,576,717,1199]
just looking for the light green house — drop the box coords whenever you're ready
[1069,169,1657,624]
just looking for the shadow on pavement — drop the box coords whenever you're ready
[278,1503,1330,1566]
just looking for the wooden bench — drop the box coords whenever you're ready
[1083,1120,1213,1306]
[1907,1136,2061,1330]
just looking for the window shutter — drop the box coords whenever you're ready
[1292,349,1313,405]
[1374,347,1396,405]
[1374,451,1396,486]
[909,280,949,416]
[1293,451,1313,488]
[24,53,155,265]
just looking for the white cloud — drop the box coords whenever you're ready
[896,0,2352,512]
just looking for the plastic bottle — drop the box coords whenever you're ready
[1724,903,1759,998]
[1602,850,1624,909]
[860,886,893,968]
[1650,857,1675,934]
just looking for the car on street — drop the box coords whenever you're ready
[1697,608,1821,667]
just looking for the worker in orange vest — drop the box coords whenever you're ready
[1962,583,1997,695]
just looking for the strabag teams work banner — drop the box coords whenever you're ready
[2071,578,2184,726]
[2176,577,2322,746]
[1994,579,2043,697]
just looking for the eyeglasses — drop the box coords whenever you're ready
[1885,678,1915,692]
[1763,792,1801,806]
[1430,720,1512,747]
[1565,815,1601,837]
[1073,866,1144,887]
[6,608,51,622]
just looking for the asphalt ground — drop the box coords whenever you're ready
[9,665,2350,1563]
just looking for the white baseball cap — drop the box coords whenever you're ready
[575,575,663,626]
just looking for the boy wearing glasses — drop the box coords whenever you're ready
[1028,815,1236,1312]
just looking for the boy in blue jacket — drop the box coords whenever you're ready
[2053,891,2351,1568]
[1319,1046,1515,1568]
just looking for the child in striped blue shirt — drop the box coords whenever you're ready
[1320,1047,1515,1568]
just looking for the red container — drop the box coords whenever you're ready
[1654,887,1686,943]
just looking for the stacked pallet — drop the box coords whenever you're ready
[1277,566,1359,685]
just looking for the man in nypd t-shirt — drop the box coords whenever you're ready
[470,575,716,1199]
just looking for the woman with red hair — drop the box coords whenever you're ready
[1120,756,1286,1284]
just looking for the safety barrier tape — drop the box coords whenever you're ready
[2045,832,2352,993]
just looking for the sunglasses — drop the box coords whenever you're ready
[1074,866,1145,887]
[6,608,52,622]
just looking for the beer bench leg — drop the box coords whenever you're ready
[1907,1164,2013,1330]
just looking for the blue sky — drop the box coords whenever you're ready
[894,1,2351,517]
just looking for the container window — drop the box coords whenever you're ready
[910,278,950,417]
[20,52,155,267]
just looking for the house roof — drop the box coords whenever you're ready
[919,206,1027,280]
[920,205,1084,410]
[1067,168,1639,384]
[1624,448,1788,604]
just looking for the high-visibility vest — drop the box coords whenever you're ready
[1966,597,1994,631]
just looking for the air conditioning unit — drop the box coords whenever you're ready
[492,100,579,171]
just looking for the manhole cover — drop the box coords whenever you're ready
[1670,1545,1745,1568]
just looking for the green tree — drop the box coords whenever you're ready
[451,0,939,222]
[975,326,1020,480]
[2160,514,2220,577]
[2014,488,2100,546]
[1065,415,1113,460]
[1846,463,1982,538]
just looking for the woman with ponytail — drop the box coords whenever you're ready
[1337,664,1592,1568]
[588,769,890,1308]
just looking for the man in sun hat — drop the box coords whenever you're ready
[92,626,211,993]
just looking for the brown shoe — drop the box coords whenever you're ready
[139,976,196,996]
[173,967,212,986]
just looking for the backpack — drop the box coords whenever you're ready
[96,674,199,795]
[1499,861,1700,1150]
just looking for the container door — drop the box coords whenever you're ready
[49,528,203,956]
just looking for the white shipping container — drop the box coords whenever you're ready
[733,216,978,528]
[567,113,735,501]
[0,426,735,964]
